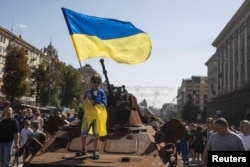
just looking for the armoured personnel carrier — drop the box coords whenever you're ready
[23,59,186,167]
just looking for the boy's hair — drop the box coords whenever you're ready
[90,73,102,82]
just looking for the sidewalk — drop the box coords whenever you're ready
[11,152,24,167]
[183,158,203,167]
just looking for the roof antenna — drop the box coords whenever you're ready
[50,36,52,45]
[11,20,14,32]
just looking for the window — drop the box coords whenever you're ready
[0,35,6,43]
[0,56,3,64]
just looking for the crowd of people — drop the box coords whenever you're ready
[178,117,250,166]
[1,72,250,167]
[0,103,52,167]
[0,101,82,167]
[0,73,107,167]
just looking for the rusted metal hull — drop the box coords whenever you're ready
[27,152,166,167]
[24,125,167,167]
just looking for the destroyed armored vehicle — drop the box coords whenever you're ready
[23,59,185,167]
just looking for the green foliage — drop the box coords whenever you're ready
[181,94,200,122]
[31,64,50,106]
[31,61,83,109]
[60,65,84,107]
[2,47,30,102]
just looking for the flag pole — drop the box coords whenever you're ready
[78,61,87,91]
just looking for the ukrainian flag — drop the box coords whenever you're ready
[62,8,152,64]
[81,98,107,137]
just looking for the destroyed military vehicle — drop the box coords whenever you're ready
[23,59,186,167]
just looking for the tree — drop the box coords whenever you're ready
[2,47,30,102]
[31,64,49,106]
[60,64,83,109]
[31,61,83,110]
[181,94,200,122]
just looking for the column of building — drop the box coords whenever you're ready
[243,20,249,85]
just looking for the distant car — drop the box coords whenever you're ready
[139,105,156,118]
[139,106,164,128]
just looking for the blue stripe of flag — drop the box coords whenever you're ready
[62,8,144,40]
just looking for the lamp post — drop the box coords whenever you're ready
[48,59,53,106]
[46,43,58,106]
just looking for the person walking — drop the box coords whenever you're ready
[238,120,250,151]
[203,117,245,167]
[31,109,44,132]
[179,130,189,165]
[204,117,215,140]
[23,122,47,162]
[77,73,107,159]
[0,105,19,167]
[25,109,33,121]
[194,125,204,163]
[188,123,196,162]
[11,119,33,167]
[16,110,27,132]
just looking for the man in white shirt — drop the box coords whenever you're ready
[238,120,250,151]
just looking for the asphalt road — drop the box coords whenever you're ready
[11,153,23,167]
[183,159,203,167]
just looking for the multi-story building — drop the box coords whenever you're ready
[177,76,208,122]
[205,0,250,125]
[161,103,177,122]
[0,26,52,102]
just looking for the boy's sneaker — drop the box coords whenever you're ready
[93,151,100,159]
[75,149,87,157]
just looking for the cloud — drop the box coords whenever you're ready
[19,24,27,29]
[14,23,27,29]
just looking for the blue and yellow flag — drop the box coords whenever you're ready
[81,98,107,137]
[62,8,152,64]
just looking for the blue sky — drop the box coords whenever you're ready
[0,0,245,107]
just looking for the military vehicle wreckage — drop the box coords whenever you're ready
[23,59,186,167]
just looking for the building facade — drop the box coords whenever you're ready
[0,26,52,102]
[161,103,177,122]
[206,0,250,125]
[177,76,208,122]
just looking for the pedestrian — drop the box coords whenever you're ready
[204,117,215,140]
[24,122,47,161]
[203,117,245,166]
[31,109,44,132]
[188,123,196,162]
[16,110,27,132]
[179,130,189,165]
[11,119,33,167]
[238,120,250,151]
[76,73,107,159]
[194,125,204,163]
[66,112,72,123]
[61,114,70,125]
[25,108,33,120]
[0,104,19,167]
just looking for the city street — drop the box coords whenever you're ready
[11,152,24,167]
[183,158,203,167]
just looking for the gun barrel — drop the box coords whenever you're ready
[100,59,113,96]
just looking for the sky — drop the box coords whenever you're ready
[0,0,245,108]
